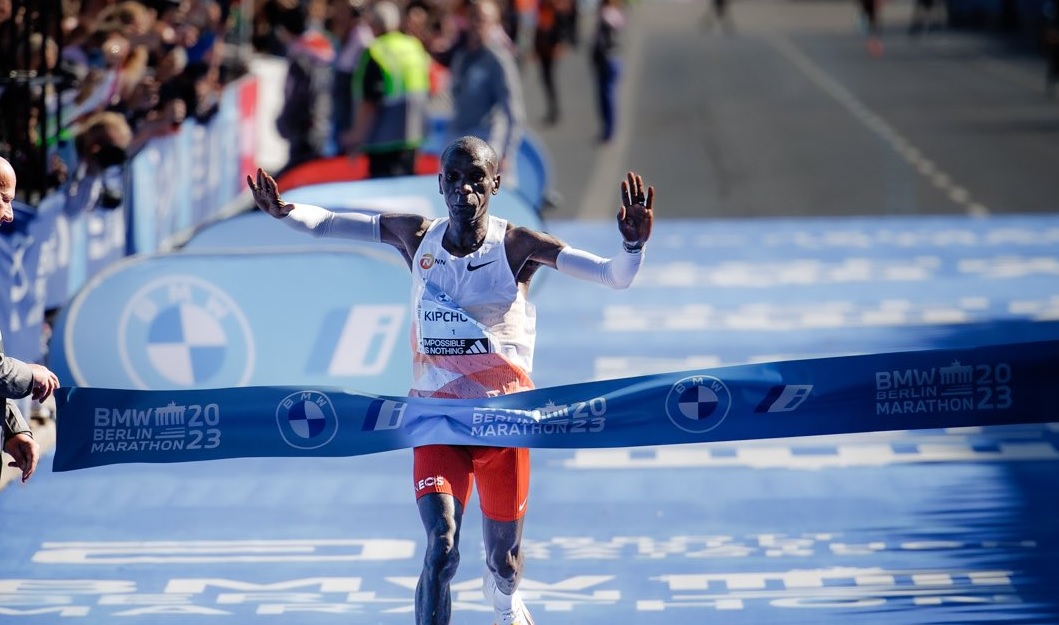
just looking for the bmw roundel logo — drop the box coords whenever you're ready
[118,276,255,389]
[664,375,732,434]
[276,391,339,449]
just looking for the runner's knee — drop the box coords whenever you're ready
[479,485,525,592]
[423,532,461,578]
[417,492,463,578]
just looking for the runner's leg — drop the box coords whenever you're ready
[476,446,532,622]
[415,493,464,625]
[414,445,474,625]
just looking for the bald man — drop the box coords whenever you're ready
[0,156,60,483]
[0,156,18,225]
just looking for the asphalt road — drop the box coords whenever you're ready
[527,0,1059,221]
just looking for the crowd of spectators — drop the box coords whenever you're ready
[252,0,579,174]
[0,0,243,203]
[0,0,583,200]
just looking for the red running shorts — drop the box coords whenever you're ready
[413,445,530,522]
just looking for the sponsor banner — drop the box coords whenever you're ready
[15,189,126,318]
[72,188,128,297]
[1,78,256,337]
[33,192,71,309]
[127,78,253,255]
[52,339,1057,471]
[511,128,551,212]
[0,202,46,362]
[48,250,412,394]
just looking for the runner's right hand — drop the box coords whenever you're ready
[247,168,292,219]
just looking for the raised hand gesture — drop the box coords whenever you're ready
[246,168,293,219]
[618,171,654,250]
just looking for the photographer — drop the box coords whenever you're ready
[64,110,132,212]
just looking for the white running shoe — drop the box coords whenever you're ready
[483,573,535,625]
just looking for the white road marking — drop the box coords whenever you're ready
[561,441,1059,470]
[768,36,991,216]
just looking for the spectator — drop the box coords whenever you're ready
[907,0,942,35]
[441,0,525,185]
[1045,0,1059,95]
[275,0,335,172]
[0,155,60,485]
[701,0,734,32]
[403,0,434,46]
[328,0,373,156]
[252,0,297,56]
[498,0,525,59]
[65,111,133,211]
[346,0,432,178]
[1,0,245,202]
[591,0,624,143]
[858,0,883,55]
[533,0,572,125]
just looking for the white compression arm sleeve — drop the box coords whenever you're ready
[555,245,644,289]
[281,203,382,242]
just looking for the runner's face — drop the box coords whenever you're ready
[439,148,498,223]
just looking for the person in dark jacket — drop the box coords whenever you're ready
[591,0,625,142]
[275,2,335,173]
[1,156,60,484]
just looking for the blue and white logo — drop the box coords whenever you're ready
[276,390,340,449]
[118,276,255,389]
[664,375,732,433]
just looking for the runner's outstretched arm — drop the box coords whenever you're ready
[553,170,655,288]
[246,168,381,241]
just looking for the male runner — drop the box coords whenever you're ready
[248,135,654,625]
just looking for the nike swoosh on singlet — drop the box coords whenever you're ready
[467,260,497,272]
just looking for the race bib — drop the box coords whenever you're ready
[415,283,499,356]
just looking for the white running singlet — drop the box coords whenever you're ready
[409,216,537,398]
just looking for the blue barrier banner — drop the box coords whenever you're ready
[129,131,193,254]
[33,193,70,309]
[127,83,247,255]
[0,202,45,362]
[52,339,1057,471]
[31,175,128,309]
[179,209,378,253]
[48,249,414,393]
